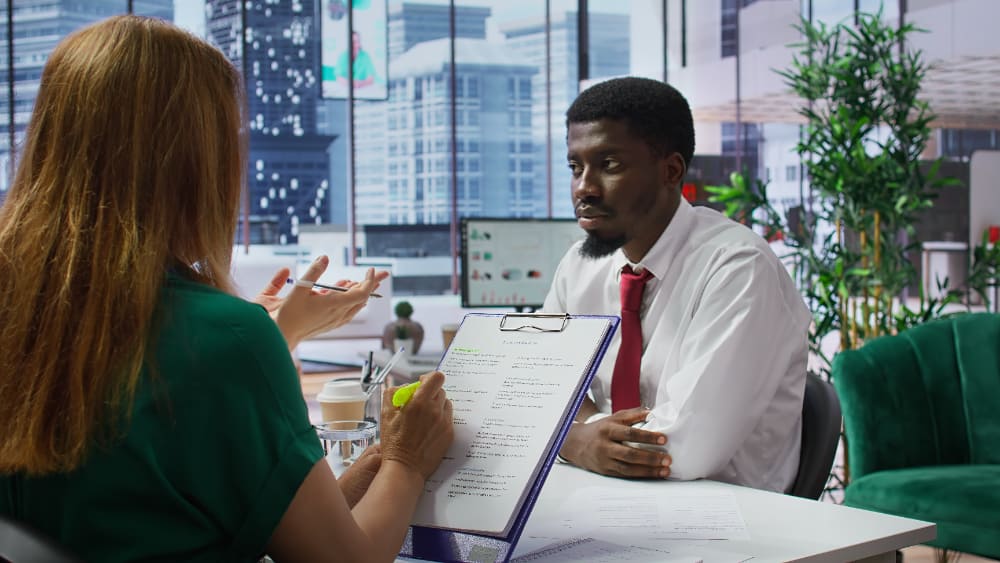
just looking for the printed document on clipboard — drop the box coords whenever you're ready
[400,312,619,563]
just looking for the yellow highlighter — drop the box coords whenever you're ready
[392,381,422,408]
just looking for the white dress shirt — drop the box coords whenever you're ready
[543,199,812,492]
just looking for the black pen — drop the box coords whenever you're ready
[285,278,383,298]
[362,351,374,385]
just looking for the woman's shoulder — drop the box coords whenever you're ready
[158,274,284,357]
[164,274,269,323]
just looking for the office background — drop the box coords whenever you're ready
[0,0,997,299]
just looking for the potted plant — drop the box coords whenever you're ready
[709,10,964,490]
[393,323,413,356]
[382,300,423,355]
[710,10,960,377]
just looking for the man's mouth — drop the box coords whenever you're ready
[576,206,611,229]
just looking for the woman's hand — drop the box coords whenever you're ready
[252,267,290,315]
[378,371,454,479]
[337,444,382,508]
[264,255,389,349]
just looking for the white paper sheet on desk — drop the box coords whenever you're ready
[547,487,750,541]
[512,537,702,562]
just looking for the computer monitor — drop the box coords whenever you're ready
[460,217,583,310]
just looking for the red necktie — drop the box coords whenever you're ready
[611,266,654,413]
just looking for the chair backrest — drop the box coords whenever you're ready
[0,514,81,563]
[787,372,842,499]
[832,313,1000,481]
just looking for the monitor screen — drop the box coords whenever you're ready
[320,0,388,100]
[460,218,583,310]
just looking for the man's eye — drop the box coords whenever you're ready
[604,159,620,171]
[568,162,581,175]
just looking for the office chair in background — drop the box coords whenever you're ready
[0,514,80,563]
[787,372,842,500]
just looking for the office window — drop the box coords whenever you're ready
[720,0,757,58]
[859,0,898,17]
[785,165,797,182]
[1,0,132,201]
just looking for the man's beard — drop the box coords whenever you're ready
[579,231,627,258]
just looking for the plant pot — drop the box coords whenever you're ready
[393,338,414,356]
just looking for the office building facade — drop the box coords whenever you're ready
[502,10,630,218]
[0,0,173,195]
[354,36,537,225]
[207,0,334,244]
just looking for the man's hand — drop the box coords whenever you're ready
[337,444,382,508]
[559,408,671,479]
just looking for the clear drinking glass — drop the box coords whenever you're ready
[315,420,377,477]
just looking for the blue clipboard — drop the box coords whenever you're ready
[398,312,620,563]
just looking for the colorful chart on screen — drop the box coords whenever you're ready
[460,218,582,310]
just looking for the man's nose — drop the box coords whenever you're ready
[572,166,601,201]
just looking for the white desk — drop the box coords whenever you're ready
[400,464,934,562]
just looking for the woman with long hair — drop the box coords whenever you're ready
[0,15,453,562]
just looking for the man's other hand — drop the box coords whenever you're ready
[559,408,671,479]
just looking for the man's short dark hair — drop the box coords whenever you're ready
[566,77,695,167]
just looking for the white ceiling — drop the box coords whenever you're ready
[691,54,1000,130]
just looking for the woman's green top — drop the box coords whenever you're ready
[0,273,324,562]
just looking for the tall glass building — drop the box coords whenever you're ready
[502,10,629,218]
[0,0,173,193]
[207,0,334,244]
[354,36,537,225]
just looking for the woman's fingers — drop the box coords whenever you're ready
[292,255,330,295]
[260,267,290,297]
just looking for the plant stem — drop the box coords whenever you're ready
[838,218,849,351]
[861,226,870,342]
[873,211,882,337]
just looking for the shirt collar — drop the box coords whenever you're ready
[614,197,695,281]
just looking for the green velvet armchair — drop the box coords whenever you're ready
[832,313,1000,559]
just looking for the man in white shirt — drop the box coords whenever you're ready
[544,77,811,492]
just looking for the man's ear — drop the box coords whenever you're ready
[661,152,686,191]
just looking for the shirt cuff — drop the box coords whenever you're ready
[556,420,584,464]
[584,412,611,424]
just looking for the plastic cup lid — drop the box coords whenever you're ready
[316,379,366,402]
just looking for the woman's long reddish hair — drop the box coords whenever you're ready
[0,15,247,474]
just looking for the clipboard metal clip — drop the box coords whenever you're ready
[499,313,570,333]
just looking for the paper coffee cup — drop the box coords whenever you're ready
[441,323,460,351]
[316,380,367,422]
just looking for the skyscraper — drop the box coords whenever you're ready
[207,0,334,244]
[354,37,537,225]
[353,3,539,225]
[387,2,489,59]
[0,0,173,195]
[502,11,630,218]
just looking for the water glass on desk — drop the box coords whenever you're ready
[315,420,376,477]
